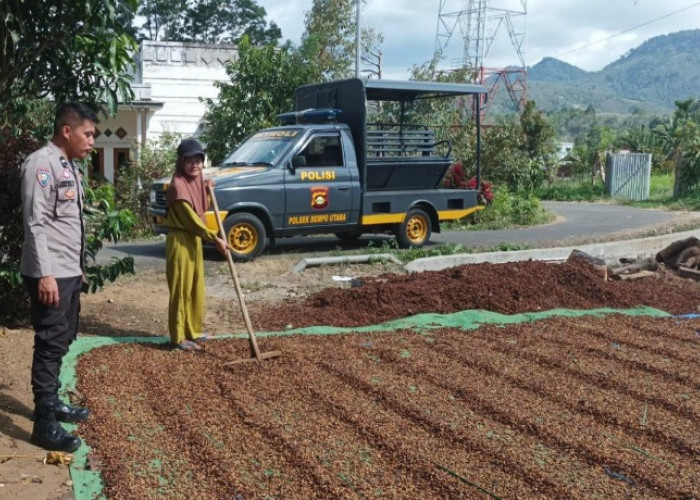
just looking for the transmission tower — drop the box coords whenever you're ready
[434,0,528,114]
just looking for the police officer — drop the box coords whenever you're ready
[20,102,98,453]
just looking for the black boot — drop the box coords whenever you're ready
[31,401,81,453]
[54,400,90,423]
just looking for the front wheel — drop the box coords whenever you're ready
[395,208,431,248]
[223,212,267,262]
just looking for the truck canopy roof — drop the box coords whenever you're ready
[295,78,488,105]
[361,79,488,101]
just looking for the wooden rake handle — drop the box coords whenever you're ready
[207,184,263,359]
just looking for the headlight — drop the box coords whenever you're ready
[149,189,156,204]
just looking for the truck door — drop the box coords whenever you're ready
[284,133,357,228]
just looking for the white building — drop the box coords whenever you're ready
[556,141,574,160]
[92,40,238,182]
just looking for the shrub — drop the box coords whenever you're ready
[0,126,41,323]
[481,119,547,192]
[442,162,494,204]
[114,133,179,234]
[463,185,550,229]
[82,183,136,292]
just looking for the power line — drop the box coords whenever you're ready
[554,1,700,59]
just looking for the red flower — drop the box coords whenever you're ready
[443,163,493,204]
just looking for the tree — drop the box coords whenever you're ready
[482,117,545,192]
[202,36,323,164]
[406,60,479,169]
[653,99,700,196]
[137,0,187,42]
[520,101,557,182]
[360,27,383,79]
[616,124,670,173]
[570,125,617,182]
[302,0,357,80]
[137,0,281,45]
[0,0,139,118]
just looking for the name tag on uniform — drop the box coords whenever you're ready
[58,180,75,188]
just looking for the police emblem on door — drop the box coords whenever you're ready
[310,187,329,209]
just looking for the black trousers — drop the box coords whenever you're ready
[24,275,82,405]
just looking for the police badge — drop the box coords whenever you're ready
[36,168,51,188]
[310,186,329,210]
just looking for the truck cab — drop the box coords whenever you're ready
[149,78,488,261]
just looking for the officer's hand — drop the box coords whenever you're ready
[38,276,59,307]
[214,237,229,256]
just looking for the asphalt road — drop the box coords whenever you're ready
[433,201,698,248]
[97,201,700,270]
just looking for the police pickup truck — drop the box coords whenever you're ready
[149,78,488,261]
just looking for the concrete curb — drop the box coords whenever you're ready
[405,229,700,273]
[293,253,403,273]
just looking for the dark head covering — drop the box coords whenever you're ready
[166,138,208,223]
[177,138,205,159]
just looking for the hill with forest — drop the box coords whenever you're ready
[491,29,700,116]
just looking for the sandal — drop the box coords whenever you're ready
[175,340,202,351]
[194,334,212,343]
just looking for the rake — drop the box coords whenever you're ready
[207,184,282,364]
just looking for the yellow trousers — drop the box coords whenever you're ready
[166,229,206,345]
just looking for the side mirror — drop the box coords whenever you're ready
[290,155,306,174]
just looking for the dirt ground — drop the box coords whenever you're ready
[1,253,699,499]
[0,255,401,500]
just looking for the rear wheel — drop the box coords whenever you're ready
[223,213,266,262]
[395,208,431,248]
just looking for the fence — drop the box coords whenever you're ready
[604,152,652,201]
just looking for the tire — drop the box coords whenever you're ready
[223,212,266,262]
[395,208,431,248]
[334,230,363,241]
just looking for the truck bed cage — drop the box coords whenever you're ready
[366,124,451,158]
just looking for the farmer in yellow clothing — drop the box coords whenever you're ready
[165,138,229,351]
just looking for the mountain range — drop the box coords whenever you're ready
[493,29,700,115]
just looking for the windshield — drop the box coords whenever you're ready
[221,129,301,166]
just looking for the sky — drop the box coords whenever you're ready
[257,0,700,79]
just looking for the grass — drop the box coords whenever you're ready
[625,173,700,210]
[537,173,700,210]
[535,178,606,202]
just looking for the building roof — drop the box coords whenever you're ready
[119,100,165,110]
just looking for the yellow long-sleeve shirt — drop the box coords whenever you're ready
[165,201,218,242]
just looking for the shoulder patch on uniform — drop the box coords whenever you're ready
[36,168,51,188]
